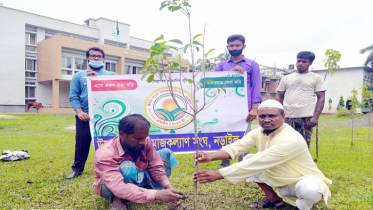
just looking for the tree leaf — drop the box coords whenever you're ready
[159,41,167,50]
[154,34,164,42]
[154,56,159,64]
[169,46,179,51]
[218,89,221,93]
[184,1,191,7]
[184,44,191,54]
[157,70,163,80]
[176,54,182,62]
[169,39,183,45]
[141,72,150,81]
[193,34,202,40]
[193,40,203,47]
[204,80,216,84]
[171,6,181,12]
[188,79,193,84]
[150,46,159,52]
[147,74,155,83]
[160,52,167,60]
[146,57,152,67]
[205,48,216,58]
[196,46,199,52]
[160,1,170,10]
[222,88,226,94]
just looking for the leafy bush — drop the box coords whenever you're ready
[336,109,364,117]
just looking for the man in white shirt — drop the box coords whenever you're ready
[276,51,326,149]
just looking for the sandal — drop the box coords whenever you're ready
[248,197,285,209]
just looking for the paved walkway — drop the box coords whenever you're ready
[0,114,23,119]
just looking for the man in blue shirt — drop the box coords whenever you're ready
[215,34,262,168]
[66,47,116,180]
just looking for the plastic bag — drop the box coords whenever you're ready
[0,150,30,161]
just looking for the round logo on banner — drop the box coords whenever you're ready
[144,87,193,129]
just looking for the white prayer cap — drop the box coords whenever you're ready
[258,100,283,110]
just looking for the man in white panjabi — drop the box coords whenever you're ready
[193,100,332,210]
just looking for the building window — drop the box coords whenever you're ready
[66,57,72,68]
[25,86,35,98]
[62,56,81,75]
[75,58,83,70]
[125,65,142,74]
[25,99,36,104]
[25,46,37,52]
[106,62,117,73]
[125,65,131,74]
[25,33,36,45]
[61,56,72,69]
[25,81,36,85]
[25,72,36,78]
[25,59,36,71]
[132,66,142,74]
[62,70,73,75]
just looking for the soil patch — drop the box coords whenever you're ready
[322,114,373,127]
[0,115,23,119]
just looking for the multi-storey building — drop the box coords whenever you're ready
[0,5,187,113]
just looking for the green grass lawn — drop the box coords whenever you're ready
[0,114,372,209]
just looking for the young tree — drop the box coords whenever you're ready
[328,98,332,113]
[348,89,360,147]
[316,49,341,159]
[360,81,373,140]
[337,95,345,111]
[141,1,229,209]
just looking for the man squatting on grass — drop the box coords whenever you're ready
[215,34,261,168]
[66,47,116,180]
[276,51,326,150]
[193,100,332,210]
[93,114,184,210]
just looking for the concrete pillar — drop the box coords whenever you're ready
[117,56,125,75]
[52,79,59,108]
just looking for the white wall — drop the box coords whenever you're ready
[37,82,53,107]
[59,81,71,107]
[0,6,26,105]
[0,6,100,109]
[313,67,364,113]
[95,18,130,45]
[129,36,182,58]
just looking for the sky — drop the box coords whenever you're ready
[2,0,373,70]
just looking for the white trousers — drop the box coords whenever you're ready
[244,154,323,210]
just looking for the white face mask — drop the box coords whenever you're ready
[89,61,104,69]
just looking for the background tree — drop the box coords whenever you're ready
[328,98,332,113]
[360,81,373,140]
[360,44,373,68]
[196,57,215,71]
[348,89,360,147]
[337,95,345,111]
[316,49,342,160]
[216,49,230,61]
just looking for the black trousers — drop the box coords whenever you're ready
[72,115,92,172]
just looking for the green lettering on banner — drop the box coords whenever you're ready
[200,76,244,88]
